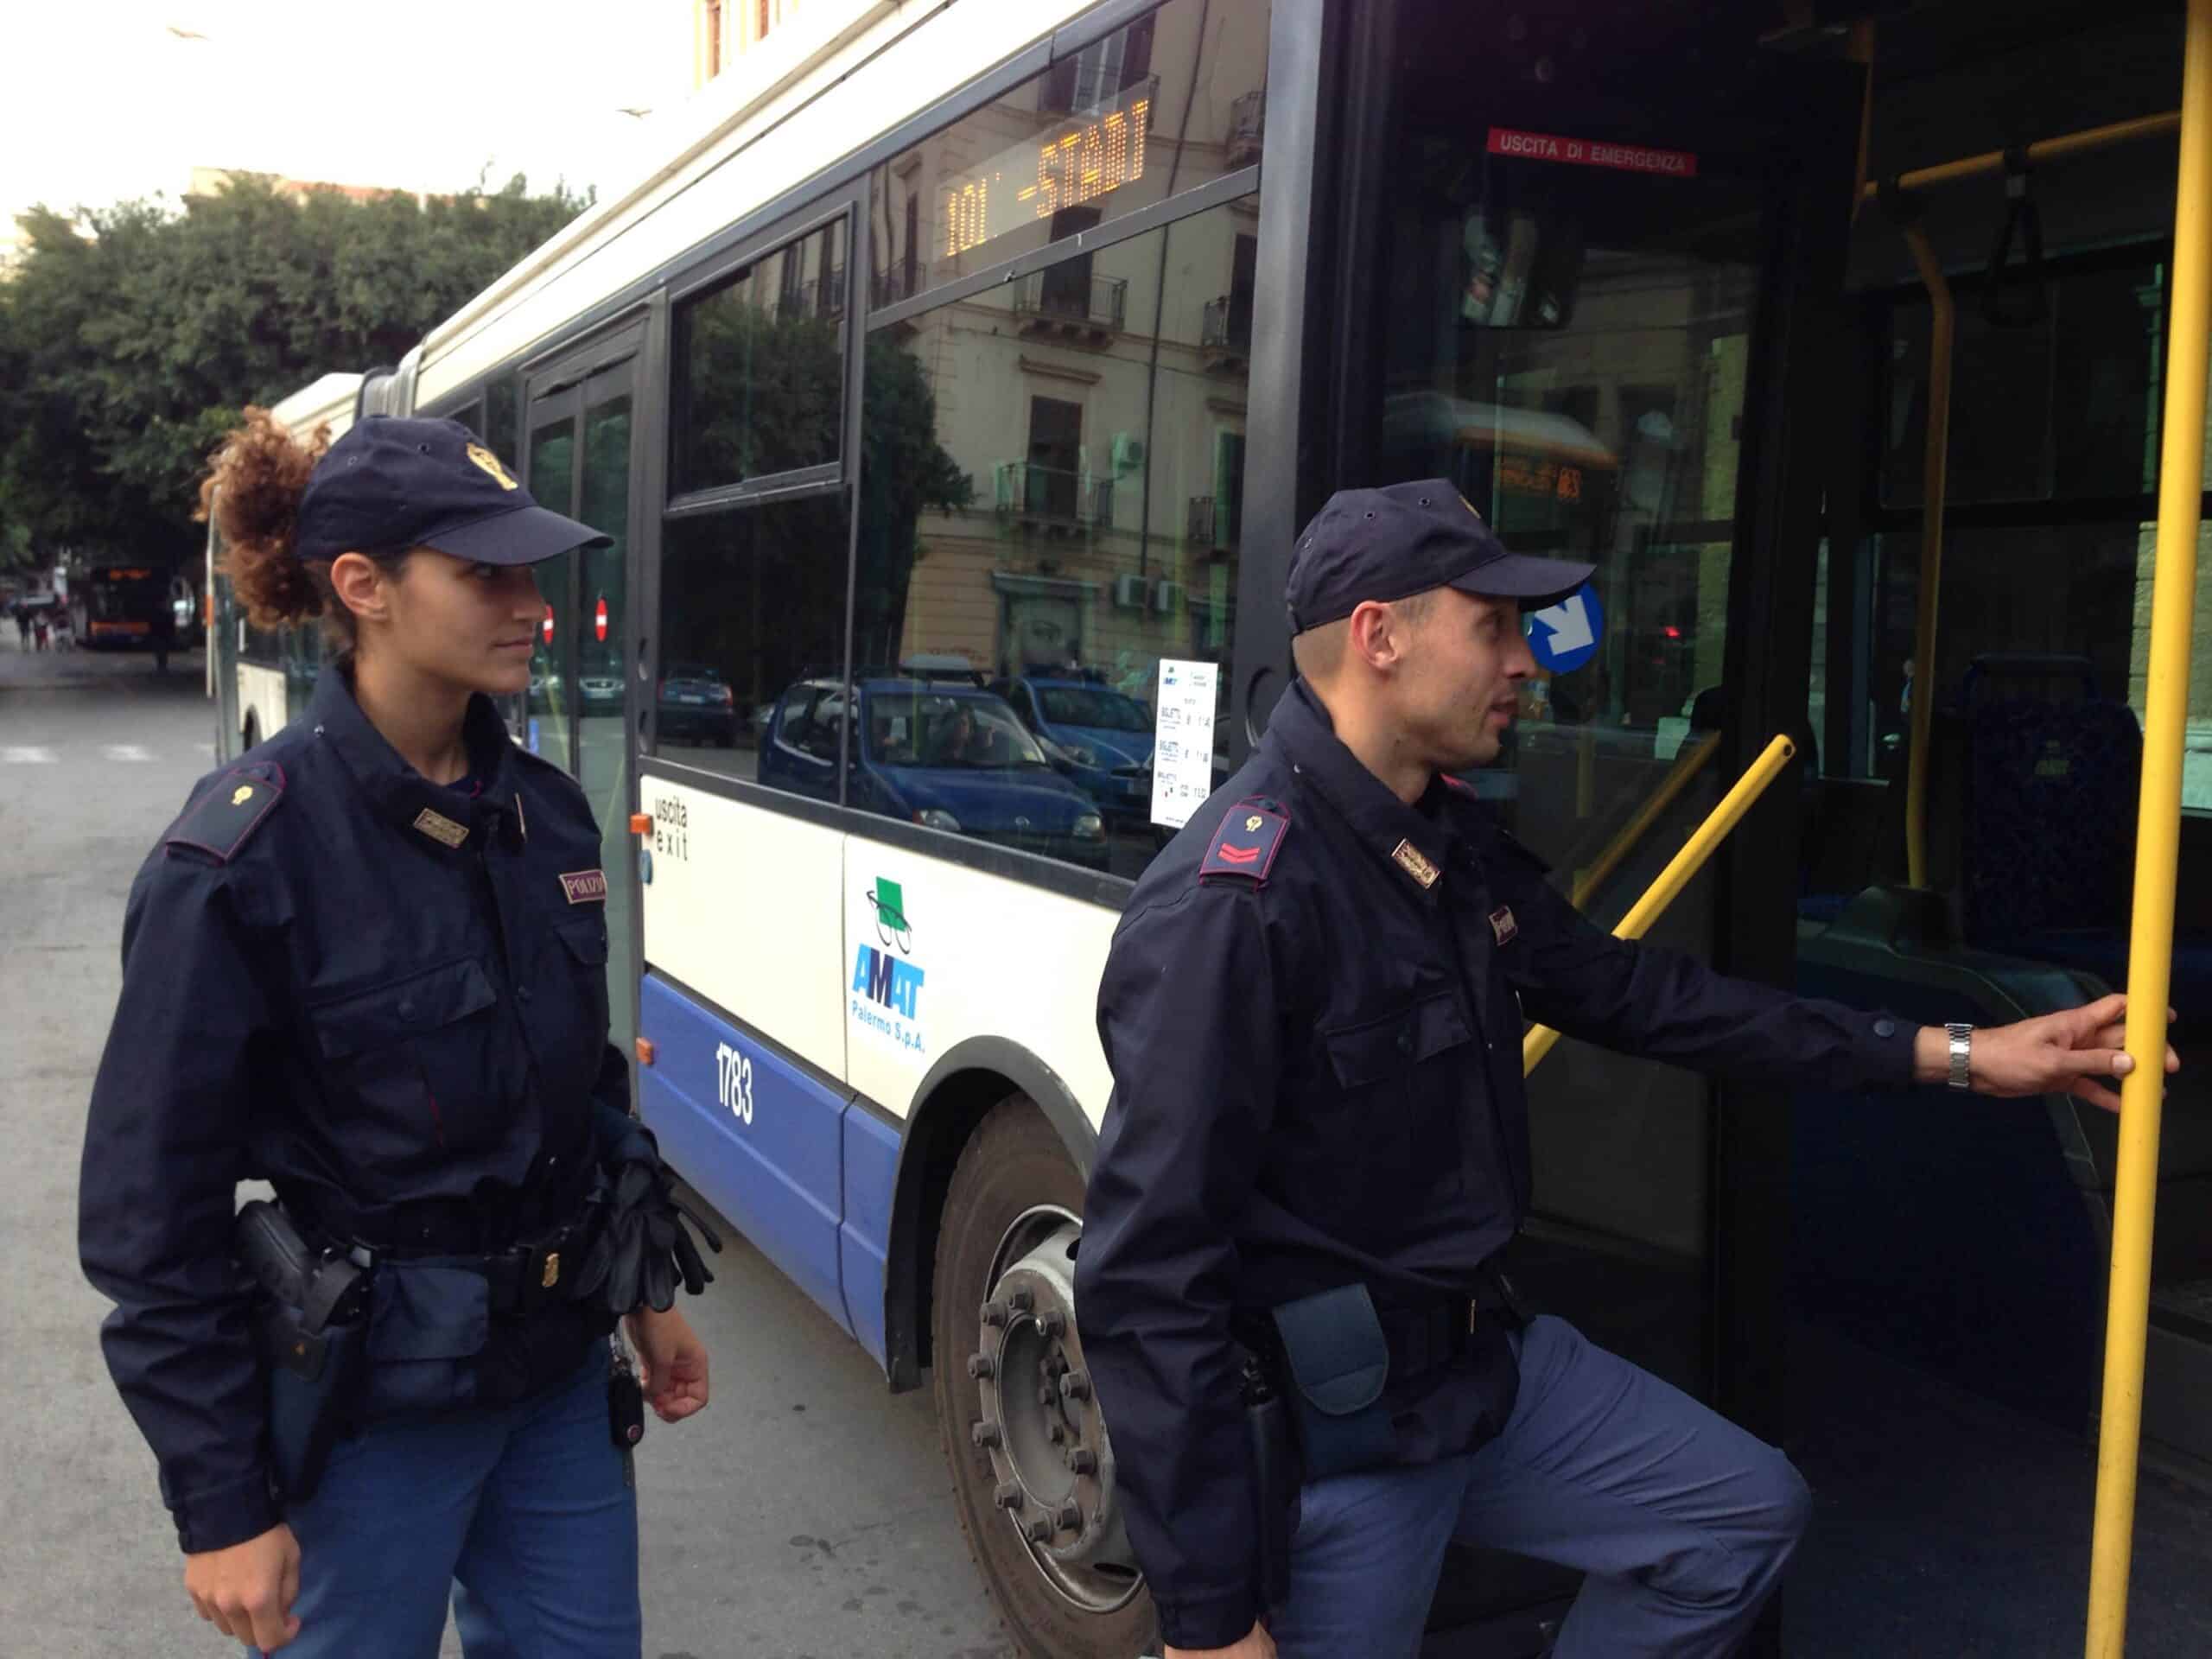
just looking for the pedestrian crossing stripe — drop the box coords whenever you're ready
[102,746,153,762]
[2,747,55,764]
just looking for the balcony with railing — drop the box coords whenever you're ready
[769,265,849,322]
[1014,269,1127,340]
[1201,295,1253,372]
[1187,494,1239,554]
[1227,89,1265,168]
[994,463,1114,534]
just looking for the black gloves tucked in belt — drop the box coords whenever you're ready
[569,1124,723,1316]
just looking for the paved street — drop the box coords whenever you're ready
[0,632,1009,1658]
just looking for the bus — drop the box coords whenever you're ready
[67,556,174,652]
[207,373,361,755]
[217,2,2212,1651]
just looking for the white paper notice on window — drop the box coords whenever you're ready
[1150,658,1219,830]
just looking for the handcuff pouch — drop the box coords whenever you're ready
[1268,1282,1395,1481]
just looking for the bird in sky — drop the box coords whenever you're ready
[618,107,652,118]
[167,25,210,41]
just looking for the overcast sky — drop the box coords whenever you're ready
[3,1,691,229]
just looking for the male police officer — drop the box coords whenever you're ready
[1074,480,2174,1659]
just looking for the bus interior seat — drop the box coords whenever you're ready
[1953,657,2212,986]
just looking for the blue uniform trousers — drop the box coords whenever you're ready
[248,1350,640,1659]
[1269,1316,1809,1659]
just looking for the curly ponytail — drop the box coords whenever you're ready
[195,407,330,632]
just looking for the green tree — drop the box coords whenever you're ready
[0,172,588,576]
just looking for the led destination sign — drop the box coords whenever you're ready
[943,84,1154,259]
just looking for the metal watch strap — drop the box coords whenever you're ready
[1946,1022,1974,1090]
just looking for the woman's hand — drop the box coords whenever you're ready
[626,1306,710,1423]
[184,1522,300,1650]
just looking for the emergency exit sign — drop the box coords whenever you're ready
[1487,128,1698,178]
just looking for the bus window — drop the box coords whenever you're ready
[868,0,1269,311]
[655,495,850,791]
[672,220,846,496]
[854,194,1262,880]
[1879,257,2161,512]
[485,377,519,476]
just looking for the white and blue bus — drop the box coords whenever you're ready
[219,2,2212,1651]
[206,373,363,756]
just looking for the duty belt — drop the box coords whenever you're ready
[299,1204,593,1319]
[1376,1298,1477,1377]
[1376,1267,1531,1379]
[463,1220,591,1317]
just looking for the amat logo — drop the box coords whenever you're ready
[852,944,925,1019]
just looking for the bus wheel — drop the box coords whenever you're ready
[932,1096,1153,1657]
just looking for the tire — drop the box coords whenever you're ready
[931,1097,1155,1659]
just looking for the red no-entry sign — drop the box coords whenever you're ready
[594,595,608,643]
[542,603,554,645]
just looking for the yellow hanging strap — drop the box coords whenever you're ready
[2085,0,2212,1650]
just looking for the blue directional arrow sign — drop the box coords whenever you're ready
[1526,582,1604,675]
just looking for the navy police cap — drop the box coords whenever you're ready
[1285,479,1593,633]
[294,416,610,567]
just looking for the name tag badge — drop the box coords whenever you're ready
[560,868,609,904]
[1490,906,1518,945]
[411,808,470,849]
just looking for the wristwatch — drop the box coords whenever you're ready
[1945,1022,1974,1090]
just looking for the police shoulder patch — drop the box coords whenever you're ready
[164,763,286,864]
[1199,798,1289,885]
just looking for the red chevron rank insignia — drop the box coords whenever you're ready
[1200,799,1288,885]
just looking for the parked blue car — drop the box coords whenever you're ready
[758,676,1109,869]
[995,675,1156,824]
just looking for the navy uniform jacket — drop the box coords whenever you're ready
[79,667,626,1554]
[1074,682,1916,1649]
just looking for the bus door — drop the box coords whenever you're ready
[524,325,647,1053]
[1328,0,1859,1446]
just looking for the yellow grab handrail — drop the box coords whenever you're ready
[1525,734,1798,1076]
[1570,732,1722,913]
[2086,3,2212,1650]
[1860,111,2181,204]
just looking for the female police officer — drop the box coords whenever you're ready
[79,410,715,1656]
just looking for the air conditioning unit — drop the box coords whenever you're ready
[1111,433,1147,474]
[1152,579,1185,615]
[1113,573,1147,610]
